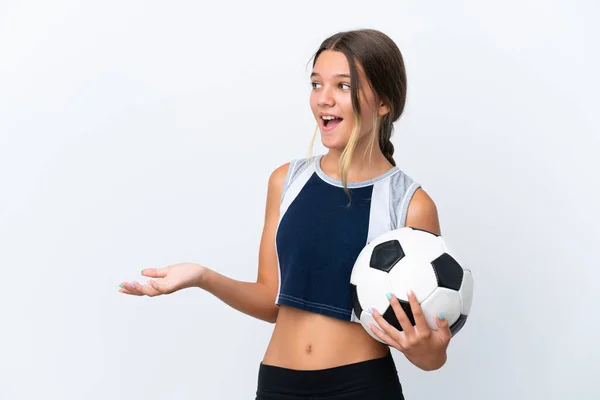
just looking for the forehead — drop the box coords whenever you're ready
[312,50,367,81]
[313,50,349,74]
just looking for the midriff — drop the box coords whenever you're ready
[261,305,390,370]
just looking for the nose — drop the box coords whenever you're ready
[317,86,335,108]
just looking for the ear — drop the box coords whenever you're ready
[378,102,390,117]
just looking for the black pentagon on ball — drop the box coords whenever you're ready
[431,252,464,291]
[450,314,468,336]
[382,299,415,332]
[350,284,362,318]
[370,240,405,272]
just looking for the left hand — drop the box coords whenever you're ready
[369,290,452,359]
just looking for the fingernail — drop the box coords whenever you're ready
[119,285,125,289]
[129,282,135,288]
[385,292,392,300]
[438,312,445,320]
[407,289,413,297]
[370,307,377,315]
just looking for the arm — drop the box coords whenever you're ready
[403,188,448,371]
[195,163,290,323]
[405,188,441,236]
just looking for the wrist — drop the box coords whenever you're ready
[406,347,447,371]
[193,264,209,289]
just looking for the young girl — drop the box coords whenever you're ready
[119,28,453,399]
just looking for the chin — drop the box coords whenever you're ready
[320,132,349,151]
[320,138,347,151]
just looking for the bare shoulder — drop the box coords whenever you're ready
[268,162,291,189]
[405,188,441,235]
[263,161,291,218]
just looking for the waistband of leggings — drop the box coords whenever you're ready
[257,351,399,396]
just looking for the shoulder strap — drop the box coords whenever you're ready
[388,169,421,229]
[280,156,317,204]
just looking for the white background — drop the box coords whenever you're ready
[1,1,598,399]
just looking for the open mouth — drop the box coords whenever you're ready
[322,115,343,129]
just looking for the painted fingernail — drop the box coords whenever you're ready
[385,292,392,300]
[129,282,135,288]
[119,285,125,289]
[370,307,377,315]
[438,312,445,320]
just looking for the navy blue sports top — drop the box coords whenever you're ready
[274,154,421,323]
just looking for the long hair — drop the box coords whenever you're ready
[308,29,408,199]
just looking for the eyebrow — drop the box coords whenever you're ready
[310,72,351,79]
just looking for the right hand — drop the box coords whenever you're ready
[118,262,206,297]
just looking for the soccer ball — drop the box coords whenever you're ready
[350,227,473,344]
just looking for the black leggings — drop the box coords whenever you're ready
[255,351,404,399]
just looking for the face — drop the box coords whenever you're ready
[309,50,389,150]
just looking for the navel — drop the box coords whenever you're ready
[305,344,312,354]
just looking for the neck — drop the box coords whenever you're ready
[320,144,394,182]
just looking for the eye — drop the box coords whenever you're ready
[311,82,321,89]
[339,83,351,90]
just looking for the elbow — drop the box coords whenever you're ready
[266,306,279,323]
[256,303,279,324]
[264,289,279,323]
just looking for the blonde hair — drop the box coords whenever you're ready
[307,110,382,203]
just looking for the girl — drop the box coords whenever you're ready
[119,28,453,399]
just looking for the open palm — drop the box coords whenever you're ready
[118,262,205,296]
